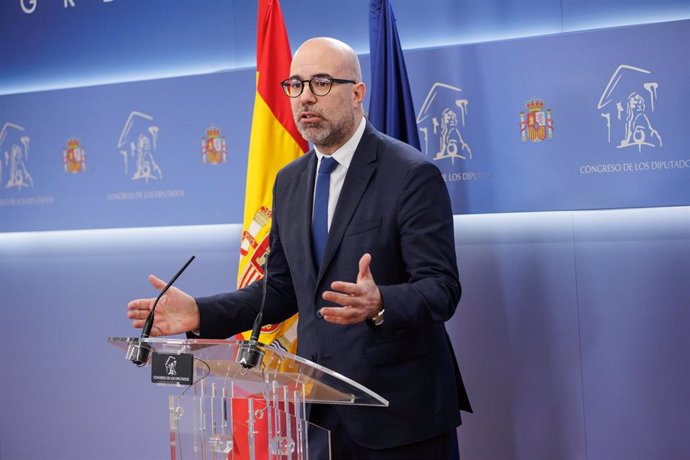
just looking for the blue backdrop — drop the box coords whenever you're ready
[2,19,688,230]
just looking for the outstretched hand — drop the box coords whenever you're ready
[127,274,200,336]
[320,253,382,325]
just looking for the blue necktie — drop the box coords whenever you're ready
[312,156,338,269]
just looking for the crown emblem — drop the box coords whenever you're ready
[206,126,220,138]
[526,98,544,113]
[67,138,80,148]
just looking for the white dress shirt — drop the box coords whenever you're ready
[312,117,366,231]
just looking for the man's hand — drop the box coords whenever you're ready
[127,274,200,336]
[320,253,382,325]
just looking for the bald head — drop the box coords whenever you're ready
[292,37,362,82]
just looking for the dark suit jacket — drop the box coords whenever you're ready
[197,122,471,449]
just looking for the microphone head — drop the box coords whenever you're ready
[236,340,265,369]
[126,340,153,367]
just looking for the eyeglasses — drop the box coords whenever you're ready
[280,76,357,98]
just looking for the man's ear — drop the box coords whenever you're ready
[353,82,366,107]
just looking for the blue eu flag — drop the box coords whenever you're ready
[368,0,421,150]
[370,10,461,460]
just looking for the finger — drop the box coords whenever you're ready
[148,274,167,291]
[322,290,363,308]
[127,305,149,321]
[322,315,351,325]
[128,298,152,311]
[328,281,360,296]
[357,253,373,282]
[320,306,360,324]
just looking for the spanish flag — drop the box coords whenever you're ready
[236,0,308,351]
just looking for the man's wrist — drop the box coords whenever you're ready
[367,294,385,326]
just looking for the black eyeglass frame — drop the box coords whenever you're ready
[280,76,357,98]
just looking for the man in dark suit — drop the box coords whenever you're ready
[128,37,470,459]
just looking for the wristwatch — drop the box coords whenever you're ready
[368,307,385,326]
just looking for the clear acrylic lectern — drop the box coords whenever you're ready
[108,337,388,460]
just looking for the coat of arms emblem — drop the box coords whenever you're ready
[202,126,227,165]
[520,98,554,142]
[63,138,86,173]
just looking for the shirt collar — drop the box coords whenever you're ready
[314,117,366,168]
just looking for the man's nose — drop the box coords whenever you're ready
[298,83,318,103]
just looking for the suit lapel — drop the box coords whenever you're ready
[300,152,319,279]
[317,124,379,285]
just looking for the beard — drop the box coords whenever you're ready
[295,105,356,150]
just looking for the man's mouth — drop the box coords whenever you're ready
[299,111,322,124]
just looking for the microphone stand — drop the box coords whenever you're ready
[237,249,270,369]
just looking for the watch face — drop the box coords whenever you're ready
[369,309,384,326]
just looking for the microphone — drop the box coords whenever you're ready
[127,255,196,367]
[237,248,270,369]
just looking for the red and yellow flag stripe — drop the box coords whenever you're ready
[236,0,308,350]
